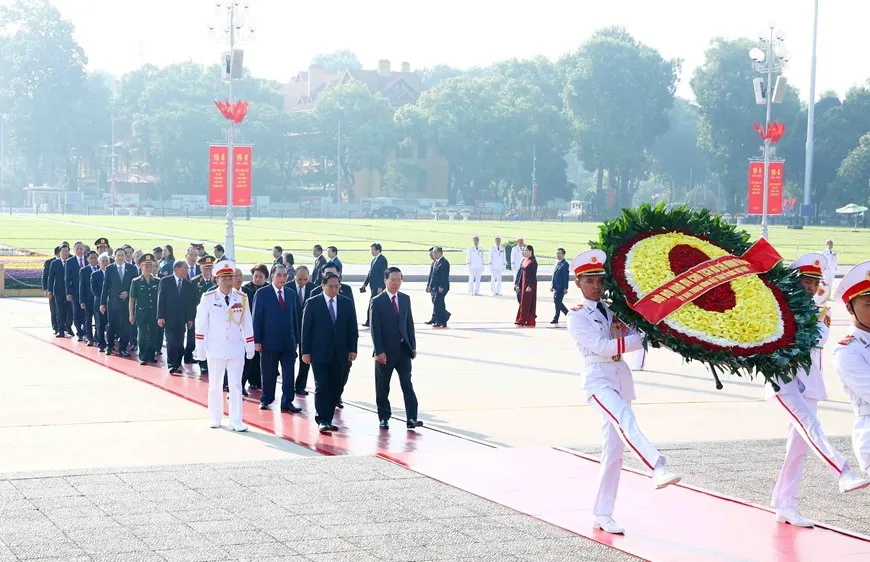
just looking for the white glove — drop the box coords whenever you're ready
[245,351,254,360]
[194,349,206,362]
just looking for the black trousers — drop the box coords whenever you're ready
[260,348,296,408]
[375,349,418,421]
[52,294,68,334]
[553,290,569,320]
[49,297,58,332]
[294,342,310,392]
[93,298,106,348]
[165,326,185,369]
[338,362,351,401]
[433,291,448,324]
[243,351,262,388]
[82,304,95,341]
[73,298,85,336]
[312,356,347,424]
[183,323,195,361]
[429,291,436,322]
[105,303,129,350]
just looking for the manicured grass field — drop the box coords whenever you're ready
[0,214,867,266]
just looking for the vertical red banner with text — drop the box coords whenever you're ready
[232,145,252,206]
[747,161,765,214]
[767,161,784,215]
[208,145,228,206]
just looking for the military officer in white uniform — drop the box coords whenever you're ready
[820,238,837,302]
[566,249,680,535]
[489,236,506,296]
[195,260,254,432]
[767,253,868,527]
[834,261,870,478]
[466,235,485,295]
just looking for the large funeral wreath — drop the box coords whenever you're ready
[594,204,818,389]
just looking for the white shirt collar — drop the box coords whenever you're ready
[386,290,398,300]
[322,291,336,304]
[174,274,183,284]
[274,284,285,297]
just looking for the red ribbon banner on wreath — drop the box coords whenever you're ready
[628,238,783,324]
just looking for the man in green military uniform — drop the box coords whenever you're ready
[129,253,160,366]
[191,255,217,374]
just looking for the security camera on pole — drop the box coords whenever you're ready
[749,23,790,240]
[208,1,256,261]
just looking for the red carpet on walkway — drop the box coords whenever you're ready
[33,330,870,561]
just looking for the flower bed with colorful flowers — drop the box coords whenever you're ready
[595,204,818,388]
[1,255,48,290]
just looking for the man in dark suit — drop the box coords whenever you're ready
[47,244,72,337]
[157,260,197,374]
[214,244,228,262]
[253,264,303,413]
[42,245,61,334]
[272,245,284,265]
[100,248,136,356]
[290,266,315,395]
[90,253,110,351]
[360,243,387,327]
[429,246,451,328]
[302,272,358,433]
[310,244,327,286]
[66,241,88,339]
[327,246,342,275]
[424,247,437,325]
[370,266,421,430]
[311,262,356,408]
[551,247,570,324]
[78,251,99,345]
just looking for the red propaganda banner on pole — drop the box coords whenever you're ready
[767,161,784,215]
[232,145,252,206]
[747,161,765,214]
[208,145,228,206]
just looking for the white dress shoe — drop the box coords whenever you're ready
[208,421,221,429]
[593,516,625,534]
[652,466,681,490]
[775,507,813,527]
[838,469,870,493]
[230,424,249,433]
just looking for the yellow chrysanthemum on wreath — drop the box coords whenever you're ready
[623,232,784,348]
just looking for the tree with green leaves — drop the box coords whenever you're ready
[311,50,362,73]
[419,65,463,88]
[562,26,680,213]
[648,98,709,202]
[830,133,870,207]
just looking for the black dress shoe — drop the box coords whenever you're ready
[336,401,344,409]
[259,403,270,410]
[98,346,106,353]
[328,423,339,431]
[119,351,131,358]
[424,320,435,325]
[105,348,113,355]
[149,359,158,364]
[86,341,94,347]
[281,403,303,413]
[55,333,65,338]
[242,388,249,397]
[379,420,389,430]
[318,423,331,434]
[295,390,309,396]
[77,336,84,342]
[139,360,148,365]
[407,419,423,429]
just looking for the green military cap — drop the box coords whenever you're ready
[138,253,155,265]
[94,238,109,247]
[198,255,215,267]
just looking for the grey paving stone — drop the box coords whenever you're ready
[67,528,149,554]
[9,540,86,560]
[169,509,236,524]
[201,530,277,546]
[304,553,385,562]
[157,546,231,562]
[90,554,169,562]
[223,542,293,558]
[113,511,182,526]
[281,537,359,555]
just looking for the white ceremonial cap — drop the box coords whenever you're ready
[570,249,607,277]
[788,253,827,279]
[214,261,236,278]
[835,261,870,304]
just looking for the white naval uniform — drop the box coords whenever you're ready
[510,245,525,276]
[567,298,664,517]
[834,328,870,474]
[489,245,506,295]
[768,307,843,508]
[194,287,255,429]
[466,245,485,295]
[822,249,837,301]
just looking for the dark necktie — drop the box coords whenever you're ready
[391,295,399,317]
[596,302,608,319]
[278,289,284,311]
[225,295,230,306]
[298,286,304,306]
[177,278,182,295]
[79,256,84,268]
[328,298,336,324]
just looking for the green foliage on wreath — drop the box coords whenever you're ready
[592,203,818,388]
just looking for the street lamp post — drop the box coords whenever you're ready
[803,0,820,224]
[750,23,789,240]
[209,1,254,261]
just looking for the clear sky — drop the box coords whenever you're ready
[9,0,870,101]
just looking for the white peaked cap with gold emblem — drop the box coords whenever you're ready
[214,261,236,278]
[836,261,870,304]
[571,249,607,277]
[789,253,827,279]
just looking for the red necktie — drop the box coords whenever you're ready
[278,289,284,311]
[79,256,84,268]
[391,295,399,316]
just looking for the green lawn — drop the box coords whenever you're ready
[0,214,867,266]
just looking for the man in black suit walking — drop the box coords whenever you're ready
[66,241,88,339]
[42,245,61,334]
[90,253,110,351]
[370,267,421,430]
[429,247,450,328]
[310,262,356,407]
[551,248,570,324]
[302,272,359,433]
[310,244,328,286]
[47,244,72,337]
[157,260,197,374]
[360,243,387,327]
[289,266,315,395]
[100,248,137,356]
[253,264,303,413]
[78,250,99,345]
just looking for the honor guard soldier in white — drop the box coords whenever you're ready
[834,261,870,479]
[767,253,868,528]
[566,249,680,535]
[489,236,506,296]
[195,260,255,432]
[466,235,484,295]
